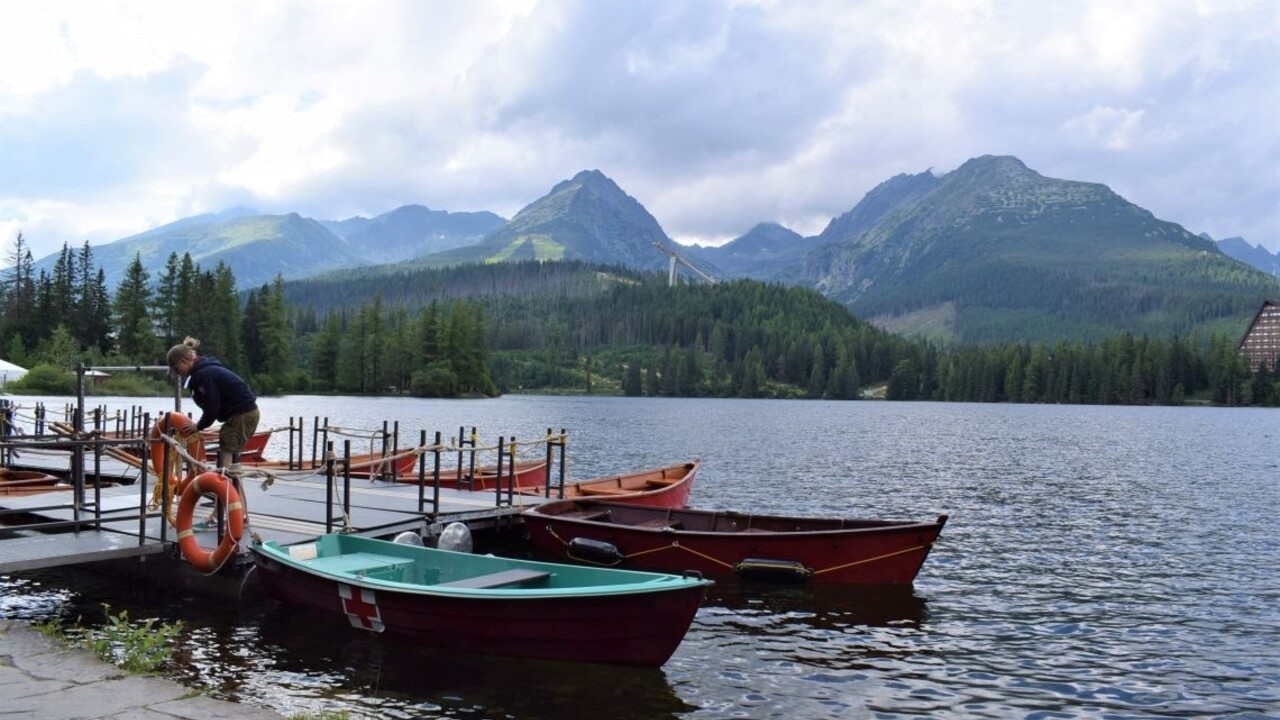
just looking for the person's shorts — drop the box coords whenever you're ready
[219,407,261,454]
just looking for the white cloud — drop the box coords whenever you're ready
[0,0,1276,264]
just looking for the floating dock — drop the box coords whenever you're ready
[1,395,568,577]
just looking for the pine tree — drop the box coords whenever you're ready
[258,275,291,380]
[1,232,37,349]
[72,242,111,354]
[311,312,342,390]
[114,254,156,361]
[152,253,181,346]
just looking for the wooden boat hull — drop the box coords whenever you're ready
[0,469,66,496]
[243,451,416,479]
[392,459,549,491]
[522,501,948,585]
[250,534,710,667]
[200,428,272,462]
[114,427,272,463]
[523,461,697,508]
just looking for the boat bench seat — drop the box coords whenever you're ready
[645,478,679,488]
[579,486,631,496]
[437,568,551,589]
[308,552,415,578]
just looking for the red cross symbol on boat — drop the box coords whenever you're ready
[338,584,385,632]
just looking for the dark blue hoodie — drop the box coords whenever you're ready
[185,356,257,431]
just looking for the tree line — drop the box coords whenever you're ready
[2,234,1274,406]
[0,233,496,397]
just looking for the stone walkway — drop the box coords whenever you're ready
[0,619,286,719]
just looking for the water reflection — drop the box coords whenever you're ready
[705,582,929,631]
[238,603,697,719]
[5,396,1280,718]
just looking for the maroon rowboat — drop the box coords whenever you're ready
[521,500,948,584]
[250,534,711,667]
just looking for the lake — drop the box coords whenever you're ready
[2,394,1278,719]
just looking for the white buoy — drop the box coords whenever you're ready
[392,531,424,546]
[436,522,473,553]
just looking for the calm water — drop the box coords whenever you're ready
[2,395,1279,719]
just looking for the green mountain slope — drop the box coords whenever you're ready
[51,212,365,290]
[805,155,1280,343]
[410,170,677,270]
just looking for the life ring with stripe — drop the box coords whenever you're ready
[175,471,245,573]
[150,412,205,496]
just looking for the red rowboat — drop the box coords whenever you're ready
[250,534,711,667]
[200,427,273,462]
[521,500,948,584]
[241,450,416,479]
[520,461,697,509]
[392,459,549,491]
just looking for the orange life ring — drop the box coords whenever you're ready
[150,412,205,496]
[175,470,245,573]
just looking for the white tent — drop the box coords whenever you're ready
[0,359,27,387]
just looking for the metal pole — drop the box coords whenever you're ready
[324,440,335,534]
[432,430,442,523]
[544,427,553,498]
[495,436,505,507]
[343,439,352,530]
[416,430,427,513]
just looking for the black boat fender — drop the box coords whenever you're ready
[567,537,625,566]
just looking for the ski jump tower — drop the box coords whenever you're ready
[652,242,718,287]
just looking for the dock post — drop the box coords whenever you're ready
[556,429,567,499]
[342,439,352,530]
[391,421,400,481]
[432,430,442,523]
[324,440,336,534]
[91,436,103,530]
[0,400,9,466]
[287,416,295,470]
[506,436,517,506]
[415,430,427,514]
[379,421,389,481]
[495,436,506,508]
[458,426,477,490]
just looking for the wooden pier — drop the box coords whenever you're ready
[1,394,569,577]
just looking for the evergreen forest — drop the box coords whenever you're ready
[2,233,1276,406]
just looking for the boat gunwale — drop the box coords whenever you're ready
[251,539,712,599]
[525,502,949,539]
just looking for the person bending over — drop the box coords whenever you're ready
[166,336,260,471]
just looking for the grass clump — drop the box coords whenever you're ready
[83,604,184,674]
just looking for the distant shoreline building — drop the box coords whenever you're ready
[1238,299,1280,373]
[0,359,28,388]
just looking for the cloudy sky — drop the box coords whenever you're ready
[2,0,1277,265]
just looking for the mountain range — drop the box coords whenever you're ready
[34,204,504,290]
[27,156,1280,344]
[1212,235,1280,277]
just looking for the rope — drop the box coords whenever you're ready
[322,424,389,439]
[810,541,937,576]
[148,434,212,523]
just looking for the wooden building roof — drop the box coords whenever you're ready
[1238,298,1280,373]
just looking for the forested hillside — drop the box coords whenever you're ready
[3,233,1275,406]
[278,260,1274,406]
